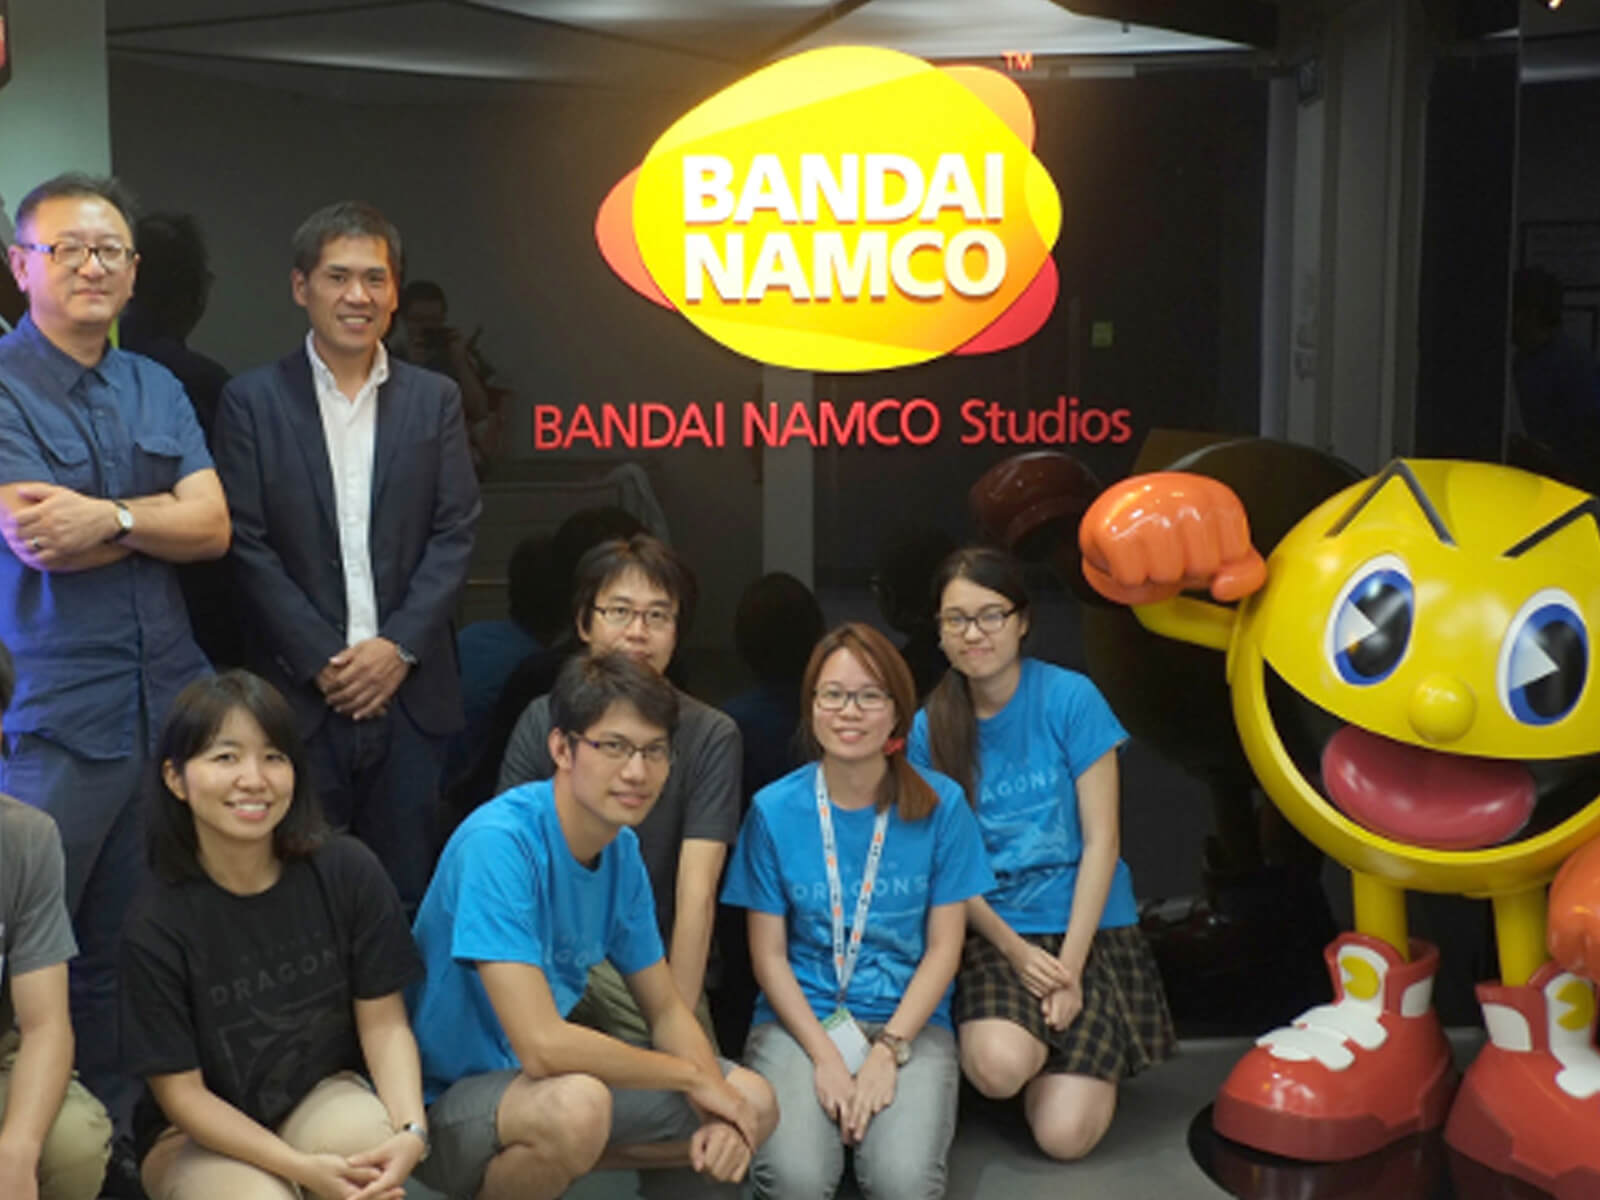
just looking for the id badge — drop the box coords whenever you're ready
[822,1006,871,1073]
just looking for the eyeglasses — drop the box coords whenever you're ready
[939,606,1017,636]
[15,241,137,272]
[814,684,892,712]
[573,735,672,766]
[592,603,676,632]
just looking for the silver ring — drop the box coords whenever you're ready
[28,537,41,552]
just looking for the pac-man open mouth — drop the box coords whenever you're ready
[1321,725,1533,850]
[1263,665,1600,851]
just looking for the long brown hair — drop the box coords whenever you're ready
[800,622,939,822]
[923,547,1031,808]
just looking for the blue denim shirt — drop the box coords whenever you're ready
[0,316,214,759]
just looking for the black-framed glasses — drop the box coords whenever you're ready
[14,240,137,272]
[814,684,892,712]
[591,603,676,632]
[939,606,1017,636]
[573,734,672,766]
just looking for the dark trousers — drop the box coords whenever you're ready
[304,703,444,913]
[0,729,149,1135]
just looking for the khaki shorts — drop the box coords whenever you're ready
[140,1072,392,1200]
[0,1028,112,1200]
[569,959,718,1050]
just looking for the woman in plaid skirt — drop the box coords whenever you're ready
[909,548,1175,1160]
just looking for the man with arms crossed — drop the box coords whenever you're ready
[0,637,113,1199]
[0,174,228,1126]
[214,201,480,910]
[412,652,776,1199]
[498,535,739,1042]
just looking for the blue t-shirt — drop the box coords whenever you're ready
[409,780,663,1100]
[909,658,1136,933]
[721,761,994,1032]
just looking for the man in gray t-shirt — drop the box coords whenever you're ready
[499,535,740,1044]
[0,638,111,1198]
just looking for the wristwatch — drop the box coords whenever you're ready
[400,1120,430,1161]
[872,1030,912,1067]
[109,500,134,542]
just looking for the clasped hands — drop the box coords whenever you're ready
[1012,942,1084,1031]
[685,1070,760,1183]
[315,637,410,721]
[813,1040,899,1146]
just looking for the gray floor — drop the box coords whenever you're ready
[409,1029,1495,1199]
[560,1037,1245,1199]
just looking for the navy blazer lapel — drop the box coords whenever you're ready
[371,368,408,511]
[278,352,338,527]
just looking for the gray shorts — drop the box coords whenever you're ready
[416,1060,736,1199]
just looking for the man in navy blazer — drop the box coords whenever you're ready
[213,201,480,909]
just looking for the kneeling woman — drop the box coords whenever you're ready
[121,672,429,1200]
[911,548,1175,1160]
[722,623,994,1200]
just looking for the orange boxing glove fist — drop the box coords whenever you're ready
[1549,839,1600,983]
[1079,472,1267,606]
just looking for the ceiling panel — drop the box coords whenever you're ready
[108,1,728,86]
[466,0,838,61]
[108,0,411,34]
[789,0,1244,59]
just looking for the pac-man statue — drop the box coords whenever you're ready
[1079,460,1600,1197]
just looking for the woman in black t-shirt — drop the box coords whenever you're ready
[120,671,428,1200]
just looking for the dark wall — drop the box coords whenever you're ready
[1413,50,1518,462]
[813,66,1270,578]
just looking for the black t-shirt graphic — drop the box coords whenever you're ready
[120,837,421,1157]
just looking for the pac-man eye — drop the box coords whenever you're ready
[1498,588,1588,725]
[1327,555,1413,686]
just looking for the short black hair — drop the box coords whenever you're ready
[14,173,138,241]
[735,572,824,683]
[549,652,679,742]
[572,534,698,641]
[400,279,446,313]
[149,671,327,883]
[291,201,403,278]
[0,637,14,713]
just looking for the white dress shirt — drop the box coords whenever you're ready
[306,333,387,647]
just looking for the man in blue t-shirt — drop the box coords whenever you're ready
[411,652,776,1200]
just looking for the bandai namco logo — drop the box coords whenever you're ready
[596,46,1063,373]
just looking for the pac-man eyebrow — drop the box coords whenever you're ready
[1504,496,1600,558]
[1325,460,1453,544]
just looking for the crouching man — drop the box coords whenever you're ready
[409,652,776,1199]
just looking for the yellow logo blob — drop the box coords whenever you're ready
[596,46,1063,373]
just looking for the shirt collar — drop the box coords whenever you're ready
[304,330,390,399]
[14,313,114,394]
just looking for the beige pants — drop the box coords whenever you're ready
[0,1030,112,1200]
[141,1072,395,1200]
[569,959,718,1050]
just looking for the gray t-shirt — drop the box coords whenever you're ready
[498,690,741,944]
[0,793,77,1033]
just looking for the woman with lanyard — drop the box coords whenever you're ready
[910,547,1175,1161]
[722,622,994,1200]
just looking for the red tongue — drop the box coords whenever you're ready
[1321,726,1535,850]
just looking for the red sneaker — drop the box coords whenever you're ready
[1445,963,1600,1199]
[1213,933,1457,1160]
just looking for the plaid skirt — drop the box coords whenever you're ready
[954,925,1176,1081]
